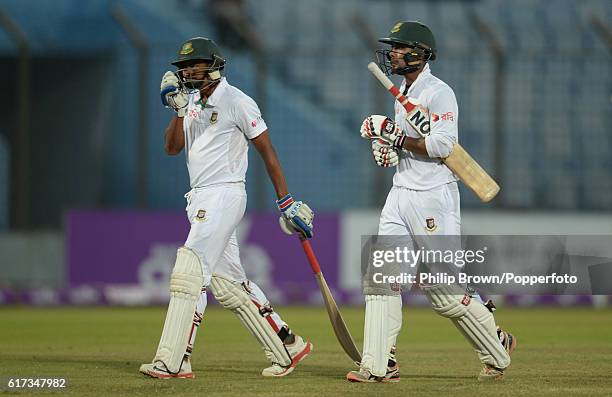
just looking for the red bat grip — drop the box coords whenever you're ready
[299,237,322,274]
[388,85,416,112]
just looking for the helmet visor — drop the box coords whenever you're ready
[375,43,433,75]
[175,59,224,91]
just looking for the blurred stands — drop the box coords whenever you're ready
[0,135,7,229]
[245,0,611,210]
[0,0,610,230]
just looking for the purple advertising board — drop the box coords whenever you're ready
[1,210,608,307]
[66,210,340,305]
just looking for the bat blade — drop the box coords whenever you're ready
[299,238,361,364]
[315,273,362,364]
[444,144,500,202]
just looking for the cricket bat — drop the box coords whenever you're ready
[299,237,362,364]
[367,62,500,203]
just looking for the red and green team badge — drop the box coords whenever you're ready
[425,217,437,232]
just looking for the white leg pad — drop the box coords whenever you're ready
[422,284,510,369]
[361,295,402,377]
[153,247,204,373]
[210,274,292,367]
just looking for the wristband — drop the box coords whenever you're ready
[393,135,407,149]
[276,194,294,212]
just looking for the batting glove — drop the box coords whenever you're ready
[371,139,400,167]
[160,71,189,117]
[360,115,407,149]
[276,194,314,238]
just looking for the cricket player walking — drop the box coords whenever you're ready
[140,37,313,379]
[347,21,516,383]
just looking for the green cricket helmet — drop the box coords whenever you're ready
[172,37,226,90]
[376,21,437,75]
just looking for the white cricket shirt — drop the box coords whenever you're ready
[182,78,267,188]
[393,63,459,190]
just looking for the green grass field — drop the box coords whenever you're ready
[2,306,612,396]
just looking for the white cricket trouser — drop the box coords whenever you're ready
[378,182,461,289]
[366,182,500,373]
[185,183,247,285]
[183,182,285,328]
[379,182,461,237]
[368,181,461,364]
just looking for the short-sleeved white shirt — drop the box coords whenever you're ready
[182,78,267,188]
[393,64,459,190]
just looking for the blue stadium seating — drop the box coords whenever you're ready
[0,0,609,214]
[0,135,7,229]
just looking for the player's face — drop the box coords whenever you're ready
[388,44,410,72]
[389,44,421,72]
[178,61,214,90]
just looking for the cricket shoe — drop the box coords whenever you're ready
[261,335,313,377]
[346,366,399,383]
[382,365,400,383]
[478,328,517,381]
[383,346,400,383]
[497,327,518,355]
[346,368,384,383]
[139,357,194,379]
[478,365,504,381]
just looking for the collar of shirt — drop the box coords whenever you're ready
[204,77,228,107]
[402,63,431,96]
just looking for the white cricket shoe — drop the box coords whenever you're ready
[478,364,504,381]
[477,328,517,381]
[346,365,399,383]
[261,335,313,377]
[139,357,194,379]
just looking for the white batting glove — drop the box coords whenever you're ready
[276,194,314,238]
[371,139,399,167]
[360,115,407,149]
[160,71,188,117]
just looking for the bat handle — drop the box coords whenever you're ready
[299,237,322,274]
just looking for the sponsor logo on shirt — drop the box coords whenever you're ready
[431,112,454,122]
[441,112,454,121]
[250,116,263,128]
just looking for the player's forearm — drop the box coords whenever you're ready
[251,132,289,199]
[260,147,289,199]
[164,116,185,155]
[398,136,429,156]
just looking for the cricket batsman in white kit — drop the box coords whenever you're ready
[347,21,516,383]
[139,37,313,379]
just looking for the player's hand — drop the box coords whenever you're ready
[160,71,188,117]
[276,194,314,238]
[360,115,406,149]
[371,139,399,167]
